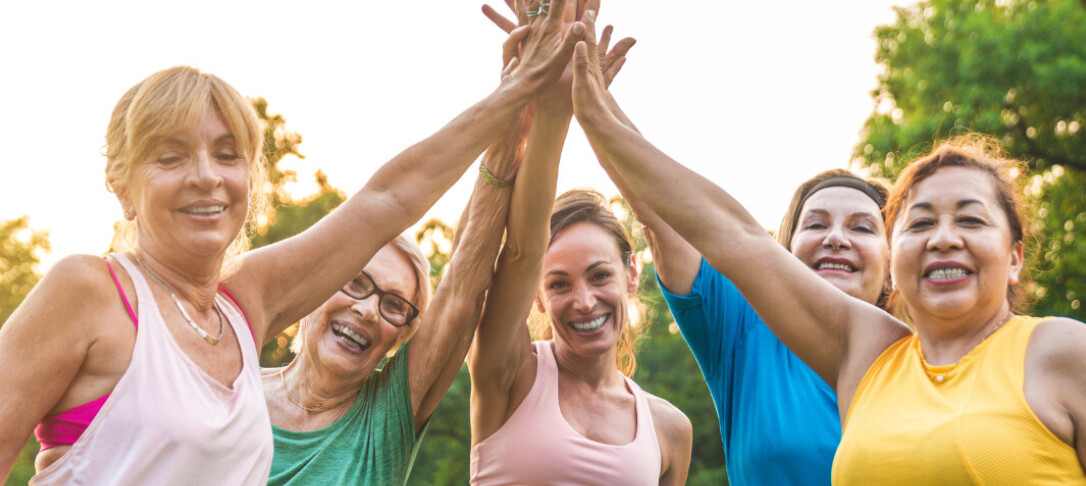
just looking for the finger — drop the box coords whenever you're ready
[548,0,568,23]
[608,37,636,61]
[502,56,521,78]
[483,5,518,33]
[585,0,600,16]
[504,0,516,13]
[503,26,530,66]
[598,25,613,60]
[575,0,587,20]
[550,22,585,73]
[603,57,626,87]
[573,40,591,82]
[515,0,529,25]
[581,9,598,40]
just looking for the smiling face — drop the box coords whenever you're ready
[890,166,1023,325]
[789,186,890,305]
[301,244,419,379]
[119,105,250,260]
[539,221,638,360]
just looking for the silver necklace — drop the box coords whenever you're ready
[137,257,225,345]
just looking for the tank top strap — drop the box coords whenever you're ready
[623,374,662,451]
[110,253,160,317]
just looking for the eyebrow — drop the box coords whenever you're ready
[544,260,612,277]
[802,209,881,220]
[907,199,985,212]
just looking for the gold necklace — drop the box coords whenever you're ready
[280,366,340,413]
[137,257,224,345]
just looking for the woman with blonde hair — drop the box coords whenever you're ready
[0,10,585,483]
[570,24,1086,480]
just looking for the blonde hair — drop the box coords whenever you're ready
[105,66,269,260]
[533,189,646,377]
[291,234,433,358]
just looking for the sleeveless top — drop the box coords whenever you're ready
[269,344,417,486]
[833,315,1086,485]
[31,253,274,486]
[470,341,662,485]
[34,258,257,450]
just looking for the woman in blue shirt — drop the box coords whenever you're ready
[615,167,891,485]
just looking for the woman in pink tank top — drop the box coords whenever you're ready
[468,4,691,484]
[0,26,585,483]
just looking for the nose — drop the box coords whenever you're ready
[570,282,597,313]
[822,224,852,251]
[927,217,963,252]
[349,294,381,322]
[187,151,224,191]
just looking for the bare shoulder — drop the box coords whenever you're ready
[31,254,121,316]
[1029,317,1086,367]
[644,391,692,438]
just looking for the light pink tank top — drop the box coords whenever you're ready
[31,253,273,486]
[470,341,662,485]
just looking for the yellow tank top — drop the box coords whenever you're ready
[832,316,1085,485]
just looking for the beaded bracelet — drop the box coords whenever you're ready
[479,163,514,188]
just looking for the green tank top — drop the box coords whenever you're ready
[269,344,417,486]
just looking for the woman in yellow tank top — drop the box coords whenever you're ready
[569,50,1086,483]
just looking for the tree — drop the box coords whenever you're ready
[0,217,50,326]
[854,0,1086,319]
[1,217,49,485]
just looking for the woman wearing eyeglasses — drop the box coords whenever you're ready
[260,109,527,485]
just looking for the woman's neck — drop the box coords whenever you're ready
[913,303,1014,366]
[281,355,367,414]
[551,341,625,390]
[134,247,224,310]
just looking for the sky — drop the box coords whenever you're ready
[0,0,909,270]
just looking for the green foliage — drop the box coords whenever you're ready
[0,217,50,326]
[855,0,1086,319]
[248,100,347,367]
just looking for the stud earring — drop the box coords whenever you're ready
[124,209,135,220]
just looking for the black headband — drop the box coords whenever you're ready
[800,175,886,210]
[788,176,887,239]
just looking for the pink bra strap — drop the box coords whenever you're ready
[105,257,138,328]
[217,285,256,346]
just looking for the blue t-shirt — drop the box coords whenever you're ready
[658,258,840,486]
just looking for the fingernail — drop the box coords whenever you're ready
[573,23,584,35]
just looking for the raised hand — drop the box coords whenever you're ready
[499,0,586,95]
[571,7,616,125]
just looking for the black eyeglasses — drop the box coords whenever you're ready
[339,271,420,327]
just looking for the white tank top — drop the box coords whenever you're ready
[31,253,273,485]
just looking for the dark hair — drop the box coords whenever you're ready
[539,189,643,377]
[884,134,1031,312]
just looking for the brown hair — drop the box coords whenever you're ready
[105,66,269,260]
[884,134,1031,312]
[534,189,645,377]
[776,169,892,308]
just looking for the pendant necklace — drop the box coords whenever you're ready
[137,257,224,345]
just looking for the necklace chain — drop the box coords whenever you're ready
[137,257,224,345]
[280,365,341,413]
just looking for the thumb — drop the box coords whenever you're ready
[573,40,590,80]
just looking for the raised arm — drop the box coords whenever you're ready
[227,1,587,343]
[468,0,633,445]
[405,31,535,434]
[570,39,908,405]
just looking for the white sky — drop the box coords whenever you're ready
[0,0,908,271]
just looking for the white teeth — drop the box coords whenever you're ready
[927,268,969,280]
[570,315,608,332]
[182,205,225,215]
[817,262,854,272]
[331,323,370,349]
